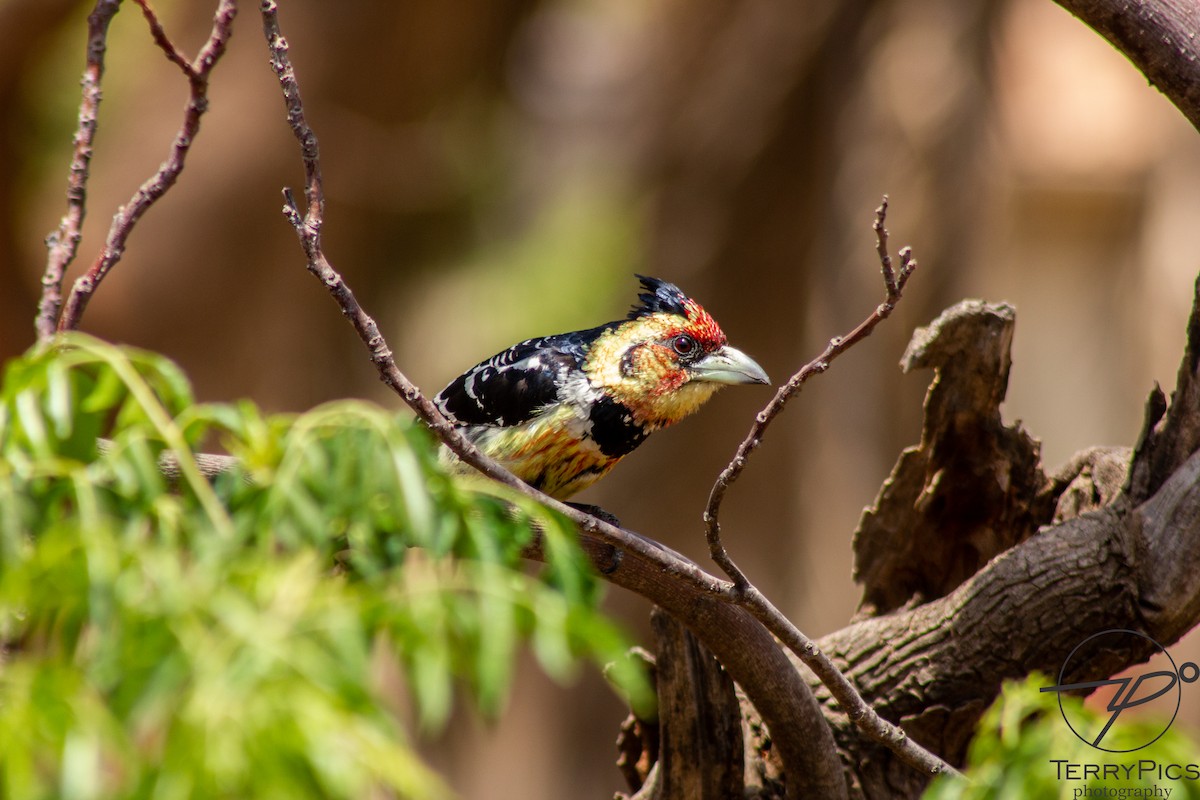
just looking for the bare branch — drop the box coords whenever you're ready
[705,197,916,585]
[36,0,121,342]
[875,196,898,297]
[694,197,957,779]
[1055,0,1200,133]
[54,0,237,334]
[740,586,962,782]
[852,301,1051,616]
[132,0,195,77]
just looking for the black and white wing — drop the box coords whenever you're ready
[434,325,611,428]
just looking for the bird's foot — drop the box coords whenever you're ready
[565,502,623,573]
[565,502,621,528]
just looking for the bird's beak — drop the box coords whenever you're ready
[689,345,770,385]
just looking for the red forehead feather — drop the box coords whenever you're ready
[627,276,728,350]
[680,298,726,350]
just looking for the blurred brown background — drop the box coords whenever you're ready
[4,0,1200,796]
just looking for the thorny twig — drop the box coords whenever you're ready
[260,2,958,783]
[36,0,121,342]
[48,0,237,336]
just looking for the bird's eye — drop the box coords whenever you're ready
[672,334,697,356]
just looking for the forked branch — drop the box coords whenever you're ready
[39,0,237,338]
[704,197,916,586]
[696,198,946,778]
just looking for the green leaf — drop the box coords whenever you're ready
[924,674,1200,800]
[0,338,635,799]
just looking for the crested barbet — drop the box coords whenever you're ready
[434,275,770,500]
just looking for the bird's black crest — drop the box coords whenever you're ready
[628,275,691,320]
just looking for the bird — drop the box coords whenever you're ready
[434,275,770,501]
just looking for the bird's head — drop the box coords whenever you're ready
[584,275,770,428]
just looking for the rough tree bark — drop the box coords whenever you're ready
[611,280,1200,799]
[818,285,1200,795]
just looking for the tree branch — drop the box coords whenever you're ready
[810,446,1200,795]
[53,0,237,334]
[705,197,916,587]
[133,0,196,76]
[693,197,954,781]
[1054,0,1200,133]
[36,0,120,342]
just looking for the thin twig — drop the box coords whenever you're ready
[133,0,195,76]
[704,196,915,586]
[36,0,121,342]
[258,7,959,782]
[55,0,238,333]
[699,197,951,776]
[875,197,898,296]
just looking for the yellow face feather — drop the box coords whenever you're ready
[582,312,726,429]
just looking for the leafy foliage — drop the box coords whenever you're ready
[0,335,646,799]
[924,675,1200,800]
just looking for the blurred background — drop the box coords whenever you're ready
[3,0,1200,796]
